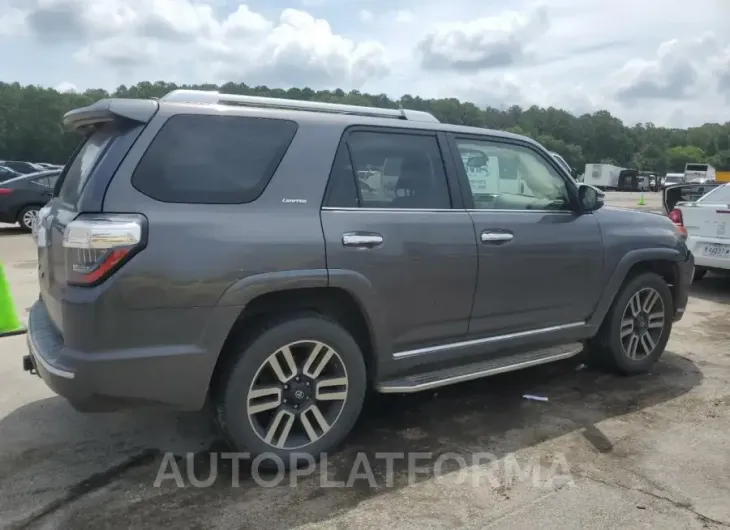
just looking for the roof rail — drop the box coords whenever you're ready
[159,89,440,123]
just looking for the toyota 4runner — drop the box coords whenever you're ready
[23,89,693,466]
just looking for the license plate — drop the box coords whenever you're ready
[703,243,730,257]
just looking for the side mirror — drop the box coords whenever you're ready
[578,184,604,212]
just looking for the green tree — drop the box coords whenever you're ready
[1,80,730,174]
[666,146,707,172]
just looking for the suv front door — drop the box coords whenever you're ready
[447,134,603,340]
[321,128,478,358]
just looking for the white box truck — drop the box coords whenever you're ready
[684,163,716,183]
[584,163,622,190]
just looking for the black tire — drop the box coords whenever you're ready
[589,272,673,375]
[693,267,707,281]
[215,314,367,470]
[17,205,39,232]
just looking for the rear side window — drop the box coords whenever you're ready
[32,176,54,188]
[337,130,452,209]
[58,128,116,204]
[131,115,298,204]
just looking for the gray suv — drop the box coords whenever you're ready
[23,89,693,466]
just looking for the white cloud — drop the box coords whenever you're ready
[416,4,550,72]
[7,0,389,88]
[54,81,77,93]
[611,33,723,102]
[0,6,25,36]
[1,0,728,127]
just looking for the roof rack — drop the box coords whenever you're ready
[159,89,440,123]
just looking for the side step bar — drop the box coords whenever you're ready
[377,343,584,394]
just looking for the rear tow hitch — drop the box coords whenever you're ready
[22,355,38,376]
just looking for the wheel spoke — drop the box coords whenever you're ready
[628,294,641,317]
[268,346,298,383]
[626,334,640,359]
[620,318,634,338]
[642,290,660,312]
[640,332,656,354]
[302,342,335,379]
[315,376,348,401]
[647,312,664,329]
[300,405,330,442]
[248,386,282,414]
[264,409,296,448]
[248,340,349,451]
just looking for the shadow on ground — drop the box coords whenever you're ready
[0,351,702,529]
[689,273,730,304]
[0,225,25,236]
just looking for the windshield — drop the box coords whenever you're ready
[666,176,681,183]
[698,184,730,203]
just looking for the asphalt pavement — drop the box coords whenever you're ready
[1,193,728,530]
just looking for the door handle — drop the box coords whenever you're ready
[342,232,383,248]
[481,231,513,243]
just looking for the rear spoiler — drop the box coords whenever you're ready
[62,98,159,133]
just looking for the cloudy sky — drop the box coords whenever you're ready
[0,0,728,127]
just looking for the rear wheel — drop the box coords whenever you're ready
[589,272,673,374]
[215,315,367,469]
[17,206,39,232]
[693,267,707,281]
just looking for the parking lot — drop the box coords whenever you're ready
[1,191,729,529]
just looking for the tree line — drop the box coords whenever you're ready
[1,80,729,175]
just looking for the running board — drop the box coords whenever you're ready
[377,343,584,394]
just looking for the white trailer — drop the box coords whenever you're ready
[583,163,622,190]
[684,163,716,183]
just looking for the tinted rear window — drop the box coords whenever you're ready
[131,114,298,204]
[686,164,708,172]
[58,128,116,204]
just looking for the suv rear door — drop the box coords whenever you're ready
[446,133,603,339]
[321,127,478,357]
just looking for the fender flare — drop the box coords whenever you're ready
[212,267,388,361]
[588,248,682,327]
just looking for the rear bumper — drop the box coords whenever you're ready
[686,235,730,270]
[673,252,694,322]
[23,299,212,412]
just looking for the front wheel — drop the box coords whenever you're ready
[215,315,367,469]
[589,272,673,374]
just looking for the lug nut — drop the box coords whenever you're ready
[283,399,287,404]
[294,404,299,409]
[284,385,289,390]
[296,377,300,382]
[305,382,310,387]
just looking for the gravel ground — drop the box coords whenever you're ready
[1,195,728,530]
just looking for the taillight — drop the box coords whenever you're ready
[0,188,12,195]
[62,214,146,286]
[668,209,687,236]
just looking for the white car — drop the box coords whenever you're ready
[667,182,730,280]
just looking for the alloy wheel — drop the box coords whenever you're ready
[620,287,665,360]
[22,209,38,230]
[246,340,349,450]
